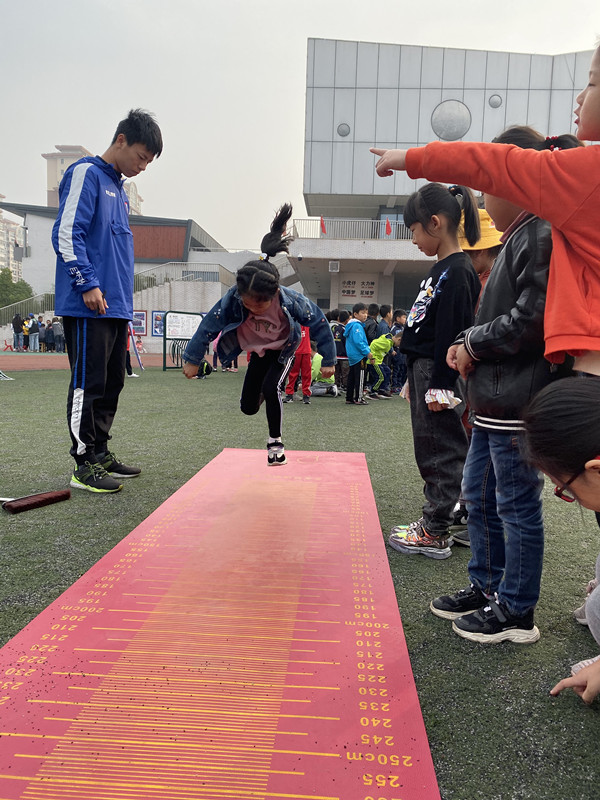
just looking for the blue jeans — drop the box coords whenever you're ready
[463,428,545,616]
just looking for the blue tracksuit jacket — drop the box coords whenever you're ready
[344,318,371,366]
[52,156,134,319]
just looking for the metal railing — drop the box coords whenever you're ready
[133,262,235,293]
[0,294,55,327]
[291,218,413,241]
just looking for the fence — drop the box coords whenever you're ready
[0,294,55,327]
[291,218,413,241]
[134,262,234,294]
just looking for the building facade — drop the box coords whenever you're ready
[292,39,593,309]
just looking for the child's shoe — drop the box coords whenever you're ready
[302,395,311,405]
[388,520,452,560]
[267,441,286,466]
[390,517,424,535]
[430,584,488,620]
[282,394,294,403]
[452,600,540,644]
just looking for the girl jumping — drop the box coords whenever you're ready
[182,204,336,465]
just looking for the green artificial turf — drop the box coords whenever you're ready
[1,366,599,799]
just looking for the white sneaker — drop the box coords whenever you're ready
[127,373,139,378]
[571,654,600,675]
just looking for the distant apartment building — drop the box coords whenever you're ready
[0,195,25,282]
[42,144,143,214]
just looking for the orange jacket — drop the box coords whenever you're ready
[406,141,600,363]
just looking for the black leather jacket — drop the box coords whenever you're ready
[456,213,569,422]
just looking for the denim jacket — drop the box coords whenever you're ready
[183,285,336,367]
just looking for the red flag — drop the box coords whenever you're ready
[320,215,327,235]
[385,217,392,236]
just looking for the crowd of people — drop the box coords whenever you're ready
[10,313,65,353]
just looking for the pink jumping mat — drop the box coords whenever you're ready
[0,448,440,800]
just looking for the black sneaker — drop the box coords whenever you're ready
[71,461,123,493]
[98,451,141,478]
[302,395,311,404]
[267,441,286,466]
[452,599,540,644]
[449,504,468,531]
[282,395,293,403]
[452,530,471,547]
[430,584,488,620]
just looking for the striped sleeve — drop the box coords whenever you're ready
[53,163,100,293]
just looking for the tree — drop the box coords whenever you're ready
[0,268,34,307]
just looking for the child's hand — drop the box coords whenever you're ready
[455,344,475,379]
[371,148,408,176]
[321,366,335,379]
[427,400,445,412]
[182,361,200,379]
[446,344,460,371]
[551,659,600,704]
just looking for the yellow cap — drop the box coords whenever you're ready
[458,209,503,251]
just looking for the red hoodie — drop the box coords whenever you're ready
[405,141,600,363]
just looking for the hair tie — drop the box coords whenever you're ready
[448,185,464,208]
[545,136,560,152]
[259,253,270,261]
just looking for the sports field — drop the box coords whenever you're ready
[1,362,599,800]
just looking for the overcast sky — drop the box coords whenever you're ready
[1,0,599,250]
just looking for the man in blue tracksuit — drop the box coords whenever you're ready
[52,109,163,493]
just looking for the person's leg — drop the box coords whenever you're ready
[429,430,500,616]
[340,359,349,390]
[451,431,543,644]
[299,353,312,399]
[92,319,128,457]
[125,350,133,376]
[409,358,468,536]
[346,362,358,402]
[311,382,329,396]
[489,432,544,616]
[240,352,268,416]
[370,363,384,394]
[262,351,294,438]
[463,428,505,594]
[585,561,600,648]
[380,363,391,392]
[285,356,301,397]
[64,317,124,492]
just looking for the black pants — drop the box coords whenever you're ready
[407,357,468,535]
[346,360,366,402]
[240,350,293,438]
[64,317,128,464]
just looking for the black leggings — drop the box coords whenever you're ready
[240,350,294,438]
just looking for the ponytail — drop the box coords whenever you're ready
[236,203,293,300]
[492,125,583,153]
[404,182,480,247]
